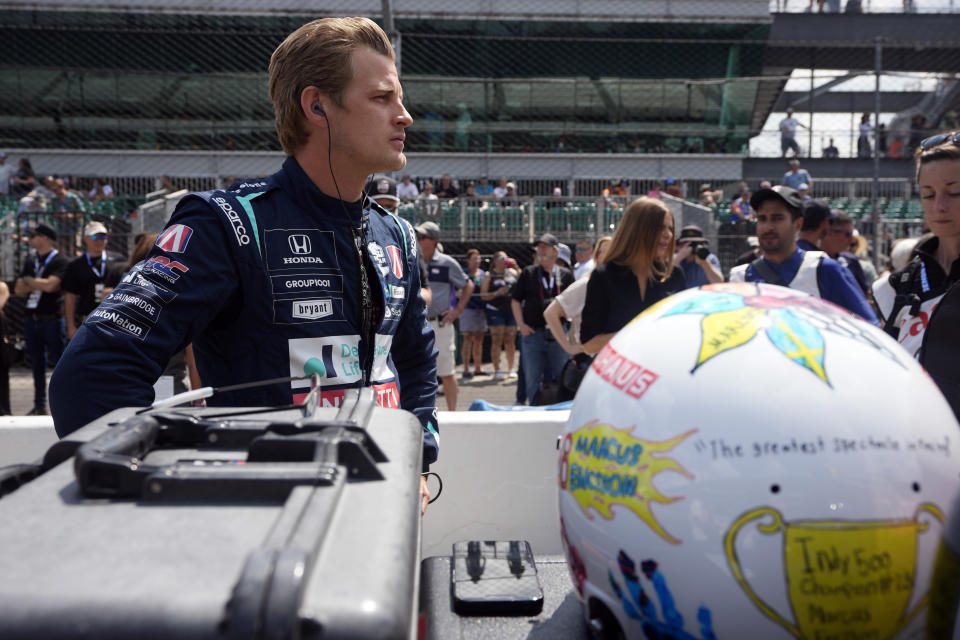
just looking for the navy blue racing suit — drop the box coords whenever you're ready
[50,157,439,467]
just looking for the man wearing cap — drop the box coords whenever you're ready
[14,223,69,415]
[779,107,806,158]
[62,222,125,341]
[366,175,433,309]
[416,220,473,411]
[729,187,877,323]
[365,174,399,210]
[511,233,575,404]
[820,211,870,295]
[674,225,724,288]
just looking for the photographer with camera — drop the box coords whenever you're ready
[674,224,724,288]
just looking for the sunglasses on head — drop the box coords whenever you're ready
[919,132,960,151]
[89,233,108,240]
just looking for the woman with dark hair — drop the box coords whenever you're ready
[459,248,487,379]
[874,130,960,419]
[480,250,519,380]
[579,197,685,355]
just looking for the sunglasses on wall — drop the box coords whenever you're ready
[919,132,960,151]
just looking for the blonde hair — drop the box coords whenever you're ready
[269,17,394,155]
[593,235,613,264]
[603,197,674,282]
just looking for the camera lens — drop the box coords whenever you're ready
[695,245,710,260]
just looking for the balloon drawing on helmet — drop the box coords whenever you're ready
[659,282,905,386]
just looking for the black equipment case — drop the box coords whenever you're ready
[0,388,423,640]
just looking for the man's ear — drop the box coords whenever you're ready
[300,86,328,127]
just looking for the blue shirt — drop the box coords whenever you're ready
[782,170,811,190]
[679,253,722,289]
[741,248,878,324]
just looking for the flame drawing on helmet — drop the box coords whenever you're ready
[662,283,833,385]
[559,421,695,544]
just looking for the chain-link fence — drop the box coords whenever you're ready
[2,2,955,158]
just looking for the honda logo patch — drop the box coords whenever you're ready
[155,224,193,253]
[386,245,403,279]
[288,234,311,255]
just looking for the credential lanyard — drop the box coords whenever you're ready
[539,266,556,300]
[34,249,58,278]
[86,252,106,279]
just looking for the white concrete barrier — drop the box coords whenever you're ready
[0,417,57,467]
[0,411,569,557]
[422,410,568,558]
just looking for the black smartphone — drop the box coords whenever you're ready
[451,540,544,616]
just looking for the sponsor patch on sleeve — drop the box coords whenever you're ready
[88,307,150,340]
[155,224,193,253]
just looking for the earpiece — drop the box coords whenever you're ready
[312,103,326,117]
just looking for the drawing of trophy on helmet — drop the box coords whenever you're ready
[725,503,944,639]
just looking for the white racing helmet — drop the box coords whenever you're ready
[558,282,960,639]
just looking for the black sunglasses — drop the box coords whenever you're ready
[919,132,960,151]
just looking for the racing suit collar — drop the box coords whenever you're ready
[279,156,366,227]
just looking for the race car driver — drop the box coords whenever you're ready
[49,17,439,511]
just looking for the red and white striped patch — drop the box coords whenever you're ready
[386,245,403,279]
[155,224,194,253]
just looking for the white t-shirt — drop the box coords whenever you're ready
[779,116,800,136]
[396,182,419,200]
[556,276,589,345]
[493,186,508,199]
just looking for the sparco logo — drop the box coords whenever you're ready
[212,196,250,246]
[288,234,311,254]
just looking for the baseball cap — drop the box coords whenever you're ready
[798,182,809,191]
[506,181,516,190]
[364,174,399,204]
[29,223,57,241]
[750,186,803,218]
[677,225,707,244]
[557,243,572,266]
[535,233,559,247]
[414,220,440,241]
[84,221,108,237]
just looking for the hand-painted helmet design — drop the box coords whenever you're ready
[558,283,959,639]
